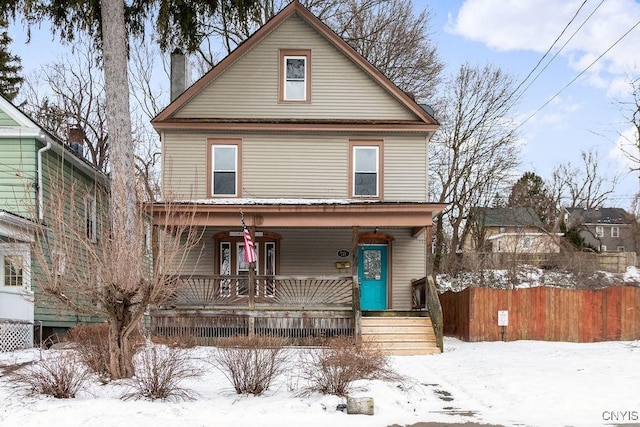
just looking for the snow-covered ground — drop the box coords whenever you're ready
[437,265,640,293]
[1,338,639,427]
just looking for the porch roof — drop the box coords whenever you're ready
[148,199,447,231]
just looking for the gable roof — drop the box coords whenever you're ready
[0,94,108,186]
[472,207,544,228]
[152,0,438,128]
[565,207,632,225]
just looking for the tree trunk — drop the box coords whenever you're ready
[101,0,139,379]
[107,307,135,379]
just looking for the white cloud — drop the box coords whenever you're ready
[449,0,640,92]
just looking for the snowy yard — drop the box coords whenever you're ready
[0,337,639,427]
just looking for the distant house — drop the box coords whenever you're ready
[0,94,108,349]
[564,207,636,253]
[463,207,561,254]
[148,1,446,354]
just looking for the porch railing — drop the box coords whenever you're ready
[167,275,354,310]
[412,275,443,351]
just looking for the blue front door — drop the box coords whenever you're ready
[358,245,387,310]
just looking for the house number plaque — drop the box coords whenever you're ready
[336,249,350,258]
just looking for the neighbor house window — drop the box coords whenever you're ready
[523,236,532,250]
[209,139,241,197]
[3,255,23,287]
[350,141,383,198]
[600,245,607,252]
[595,226,603,237]
[85,195,97,242]
[279,49,311,102]
[618,246,625,252]
[0,244,30,290]
[611,227,619,238]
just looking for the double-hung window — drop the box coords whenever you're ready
[595,226,604,238]
[611,226,619,238]
[350,141,382,198]
[209,139,241,197]
[280,49,311,102]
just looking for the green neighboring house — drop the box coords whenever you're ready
[0,94,108,348]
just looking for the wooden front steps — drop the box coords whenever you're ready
[360,314,440,356]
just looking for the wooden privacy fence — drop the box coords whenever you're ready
[439,286,640,342]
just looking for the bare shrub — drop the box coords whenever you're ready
[122,345,203,401]
[12,352,89,398]
[150,333,197,349]
[211,335,288,395]
[298,336,398,397]
[65,323,111,377]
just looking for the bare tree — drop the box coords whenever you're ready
[33,181,201,381]
[429,63,521,272]
[550,149,618,209]
[616,77,640,174]
[19,38,109,171]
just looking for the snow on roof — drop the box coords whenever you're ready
[183,198,431,205]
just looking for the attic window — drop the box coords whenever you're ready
[280,49,311,102]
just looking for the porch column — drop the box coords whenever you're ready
[352,226,361,339]
[248,225,256,310]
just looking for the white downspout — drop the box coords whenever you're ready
[37,135,52,221]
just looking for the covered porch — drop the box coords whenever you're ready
[149,199,445,352]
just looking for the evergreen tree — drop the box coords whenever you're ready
[507,172,556,225]
[0,17,23,101]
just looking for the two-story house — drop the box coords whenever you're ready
[0,94,108,349]
[564,207,636,253]
[149,1,446,354]
[463,207,561,254]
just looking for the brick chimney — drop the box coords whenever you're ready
[67,124,85,158]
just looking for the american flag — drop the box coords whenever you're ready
[241,211,257,264]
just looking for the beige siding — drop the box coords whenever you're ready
[388,228,427,310]
[383,135,428,201]
[175,15,416,121]
[163,132,427,201]
[243,135,346,198]
[278,228,352,275]
[162,132,209,199]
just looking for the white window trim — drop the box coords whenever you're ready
[0,243,31,292]
[283,55,307,101]
[611,226,619,238]
[353,146,379,198]
[211,144,238,196]
[595,226,604,238]
[601,245,607,252]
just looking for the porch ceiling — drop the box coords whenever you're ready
[148,200,447,228]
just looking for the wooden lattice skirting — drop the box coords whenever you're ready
[0,321,33,352]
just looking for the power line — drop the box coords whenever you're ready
[513,0,605,105]
[515,17,640,132]
[508,0,591,105]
